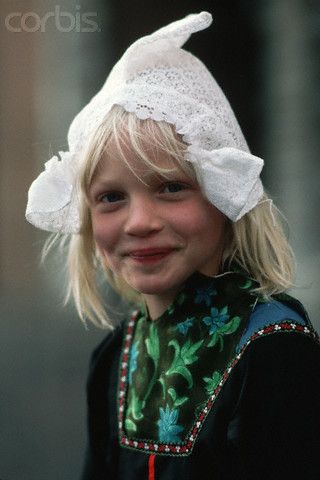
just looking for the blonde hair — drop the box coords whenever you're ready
[44,104,296,329]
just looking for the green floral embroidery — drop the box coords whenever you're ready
[123,270,258,446]
[168,292,187,315]
[145,323,160,365]
[168,387,189,408]
[203,371,222,395]
[143,323,160,404]
[202,306,241,349]
[206,315,241,349]
[127,388,145,421]
[166,338,204,388]
[240,278,253,289]
[125,418,137,432]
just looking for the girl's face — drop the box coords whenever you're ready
[89,138,227,312]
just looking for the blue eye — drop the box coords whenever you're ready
[100,192,124,203]
[162,182,186,193]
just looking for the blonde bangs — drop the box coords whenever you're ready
[79,104,194,206]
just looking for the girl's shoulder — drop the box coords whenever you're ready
[237,293,319,354]
[231,296,320,411]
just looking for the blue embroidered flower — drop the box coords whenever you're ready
[202,306,230,334]
[157,404,184,443]
[195,286,217,306]
[176,317,195,335]
[129,341,139,384]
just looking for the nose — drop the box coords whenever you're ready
[124,195,164,237]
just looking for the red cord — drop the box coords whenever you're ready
[148,454,156,480]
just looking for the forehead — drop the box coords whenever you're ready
[92,133,186,183]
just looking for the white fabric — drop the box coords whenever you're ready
[26,11,264,233]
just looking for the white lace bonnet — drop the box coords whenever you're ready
[26,11,264,234]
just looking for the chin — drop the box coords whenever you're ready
[130,282,168,295]
[128,273,185,297]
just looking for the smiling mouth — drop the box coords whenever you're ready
[128,248,175,264]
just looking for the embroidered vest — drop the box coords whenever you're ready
[118,270,318,456]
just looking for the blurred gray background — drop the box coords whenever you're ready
[0,0,319,478]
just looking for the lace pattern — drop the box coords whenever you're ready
[26,11,264,233]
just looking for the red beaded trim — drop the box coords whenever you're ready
[118,316,319,456]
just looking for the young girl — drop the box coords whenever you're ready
[26,12,320,480]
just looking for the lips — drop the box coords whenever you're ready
[128,247,174,257]
[127,247,175,263]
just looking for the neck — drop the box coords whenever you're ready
[142,287,181,320]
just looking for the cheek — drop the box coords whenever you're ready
[202,206,227,239]
[91,213,119,255]
[171,200,226,241]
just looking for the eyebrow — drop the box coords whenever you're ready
[88,179,112,200]
[89,168,189,195]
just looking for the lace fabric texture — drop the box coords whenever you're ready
[26,11,264,234]
[68,51,250,154]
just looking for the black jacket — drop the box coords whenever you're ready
[81,273,320,480]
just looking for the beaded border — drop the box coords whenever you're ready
[118,314,319,456]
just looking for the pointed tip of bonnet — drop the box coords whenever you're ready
[126,10,213,54]
[67,11,214,153]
